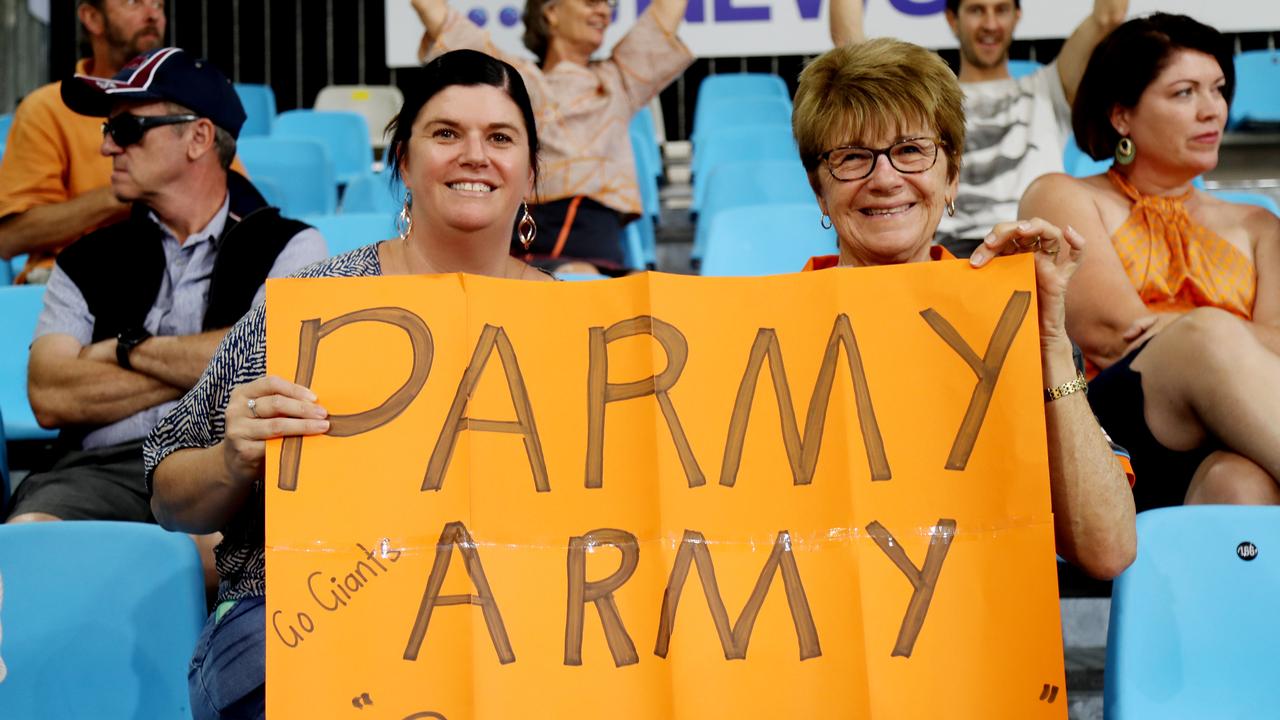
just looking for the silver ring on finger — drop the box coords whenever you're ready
[247,398,259,418]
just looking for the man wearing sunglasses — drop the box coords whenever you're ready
[0,0,168,284]
[5,48,325,539]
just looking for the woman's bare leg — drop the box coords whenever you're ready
[1185,451,1280,505]
[1131,308,1280,484]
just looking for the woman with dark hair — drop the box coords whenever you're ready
[1020,13,1280,509]
[410,0,692,273]
[143,48,554,720]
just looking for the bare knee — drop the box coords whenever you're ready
[1185,451,1280,505]
[5,512,63,524]
[1146,307,1253,374]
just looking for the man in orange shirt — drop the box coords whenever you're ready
[0,0,165,283]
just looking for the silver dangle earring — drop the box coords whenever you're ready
[518,202,537,250]
[820,213,833,229]
[945,199,956,217]
[398,190,414,242]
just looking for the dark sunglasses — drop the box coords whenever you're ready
[101,112,201,147]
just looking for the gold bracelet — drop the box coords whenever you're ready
[1044,371,1088,402]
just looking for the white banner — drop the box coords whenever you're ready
[386,0,1280,66]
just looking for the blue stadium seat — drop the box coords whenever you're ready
[251,174,289,211]
[303,212,397,257]
[342,168,405,215]
[1007,59,1044,79]
[0,285,57,442]
[693,159,815,263]
[273,109,374,185]
[700,203,834,276]
[1106,506,1280,719]
[692,73,789,137]
[1062,135,1112,177]
[691,124,798,214]
[0,521,205,718]
[630,106,662,183]
[0,406,9,510]
[233,83,276,137]
[630,120,661,223]
[624,214,655,269]
[1210,189,1280,216]
[1229,50,1280,129]
[237,137,337,216]
[0,112,12,160]
[691,96,793,146]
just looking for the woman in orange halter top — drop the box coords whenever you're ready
[1021,13,1280,510]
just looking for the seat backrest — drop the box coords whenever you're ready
[700,202,833,276]
[1229,50,1280,128]
[692,96,794,146]
[237,137,338,216]
[0,113,14,158]
[693,73,789,133]
[1210,189,1280,216]
[0,285,56,442]
[303,212,399,257]
[629,121,661,221]
[273,109,374,184]
[691,124,799,211]
[1062,135,1112,178]
[313,85,405,149]
[1007,59,1044,79]
[1105,506,1280,718]
[341,167,405,215]
[0,406,8,510]
[0,521,206,718]
[629,107,662,182]
[693,159,815,261]
[233,83,277,137]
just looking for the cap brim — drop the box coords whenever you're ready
[61,74,165,118]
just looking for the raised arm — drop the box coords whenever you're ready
[0,188,129,260]
[829,0,865,47]
[1055,0,1128,105]
[648,0,692,34]
[1020,173,1152,368]
[970,218,1136,579]
[411,0,450,44]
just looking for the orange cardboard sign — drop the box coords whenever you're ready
[264,256,1065,719]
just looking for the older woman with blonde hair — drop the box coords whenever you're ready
[792,39,1135,579]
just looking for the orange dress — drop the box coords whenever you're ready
[1107,169,1256,319]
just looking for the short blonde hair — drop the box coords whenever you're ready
[792,39,965,192]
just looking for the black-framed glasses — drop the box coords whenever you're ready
[819,137,944,181]
[101,112,200,147]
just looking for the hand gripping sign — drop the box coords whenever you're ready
[265,255,1066,719]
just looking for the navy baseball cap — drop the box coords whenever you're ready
[62,47,247,139]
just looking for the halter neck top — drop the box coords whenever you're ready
[1106,169,1255,319]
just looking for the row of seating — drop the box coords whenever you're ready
[0,499,1273,717]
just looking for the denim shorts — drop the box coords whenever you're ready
[189,596,266,720]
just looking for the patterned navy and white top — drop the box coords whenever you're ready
[144,243,383,603]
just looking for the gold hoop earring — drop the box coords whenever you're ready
[1115,137,1136,166]
[945,199,956,217]
[398,190,413,242]
[518,202,537,250]
[820,213,832,230]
